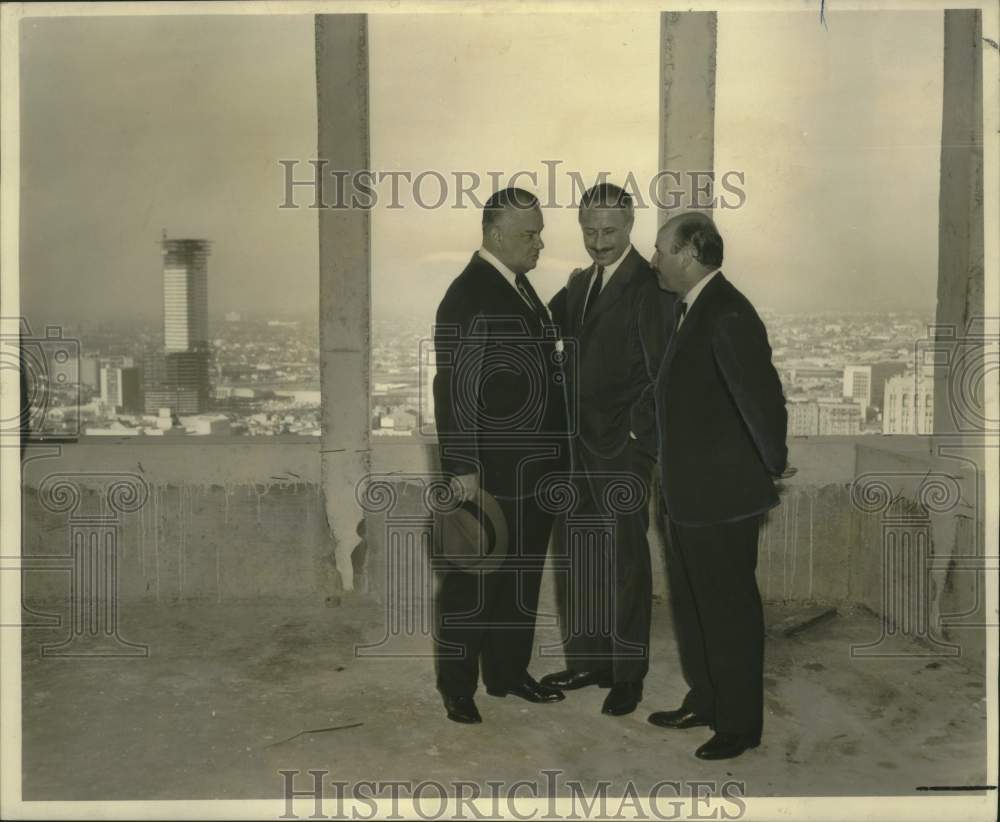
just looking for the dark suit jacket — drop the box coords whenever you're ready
[433,252,568,500]
[549,247,674,460]
[655,272,788,526]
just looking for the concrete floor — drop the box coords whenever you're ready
[20,596,988,800]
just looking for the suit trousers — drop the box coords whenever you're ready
[663,513,765,739]
[555,439,654,683]
[434,494,554,697]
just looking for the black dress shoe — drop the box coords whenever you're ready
[694,732,760,760]
[648,708,713,729]
[487,673,565,703]
[443,695,482,724]
[601,682,643,716]
[540,668,613,691]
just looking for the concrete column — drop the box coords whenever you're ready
[658,11,717,223]
[934,10,984,436]
[316,15,370,592]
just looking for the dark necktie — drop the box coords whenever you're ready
[515,272,551,328]
[673,299,687,330]
[583,264,605,322]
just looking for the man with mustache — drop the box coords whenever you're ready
[542,183,674,716]
[432,187,569,724]
[647,211,790,760]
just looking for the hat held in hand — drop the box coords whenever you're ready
[432,486,509,573]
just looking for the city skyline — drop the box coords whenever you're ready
[46,305,936,439]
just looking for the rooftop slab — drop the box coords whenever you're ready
[20,599,987,801]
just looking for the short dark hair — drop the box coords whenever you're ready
[669,212,723,268]
[579,182,633,214]
[482,187,539,229]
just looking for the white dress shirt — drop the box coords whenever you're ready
[677,268,721,329]
[478,246,560,349]
[478,247,533,308]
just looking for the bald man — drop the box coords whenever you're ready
[648,212,790,760]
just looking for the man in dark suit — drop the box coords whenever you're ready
[647,211,790,760]
[541,184,674,716]
[432,188,568,724]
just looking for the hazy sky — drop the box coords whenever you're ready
[19,9,943,333]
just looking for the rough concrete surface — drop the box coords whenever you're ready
[21,596,987,801]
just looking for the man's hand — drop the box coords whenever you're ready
[449,473,480,502]
[777,465,798,480]
[629,431,637,440]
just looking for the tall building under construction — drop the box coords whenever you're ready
[144,234,212,414]
[162,235,211,353]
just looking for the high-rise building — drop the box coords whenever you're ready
[843,362,909,412]
[162,235,211,353]
[869,361,908,410]
[150,233,213,414]
[842,365,873,410]
[883,371,934,434]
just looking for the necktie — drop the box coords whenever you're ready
[515,272,551,328]
[583,264,605,322]
[673,299,688,330]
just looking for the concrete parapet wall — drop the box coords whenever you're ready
[18,434,987,667]
[20,438,337,605]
